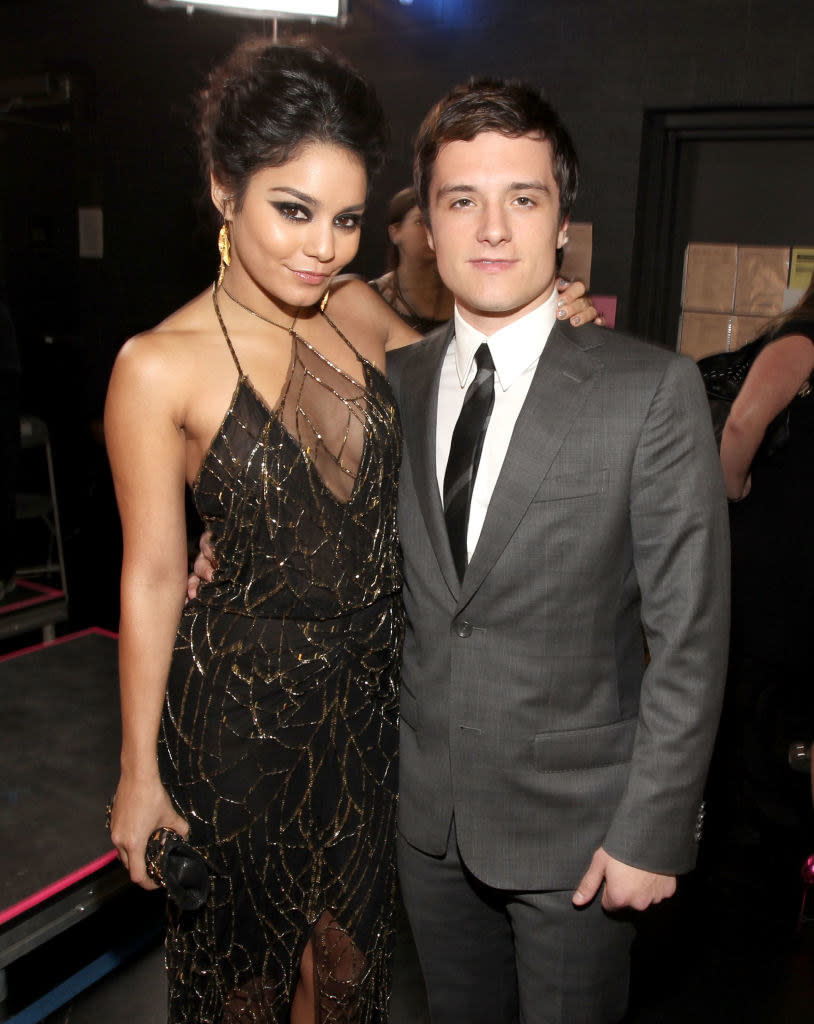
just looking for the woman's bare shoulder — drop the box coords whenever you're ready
[113,290,218,384]
[755,331,814,376]
[367,270,394,294]
[329,274,382,306]
[326,277,419,361]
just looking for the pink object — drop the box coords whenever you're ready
[0,625,117,664]
[0,848,119,926]
[592,295,617,329]
[0,578,64,616]
[798,853,814,927]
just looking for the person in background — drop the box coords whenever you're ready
[369,186,454,334]
[704,274,814,946]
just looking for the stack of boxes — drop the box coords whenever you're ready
[678,244,791,360]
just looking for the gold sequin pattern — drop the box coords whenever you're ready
[159,310,403,1022]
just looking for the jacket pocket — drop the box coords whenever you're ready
[533,717,636,772]
[531,468,609,502]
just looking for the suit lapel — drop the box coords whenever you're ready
[397,325,461,596]
[460,322,602,606]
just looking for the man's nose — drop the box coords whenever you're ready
[476,202,511,245]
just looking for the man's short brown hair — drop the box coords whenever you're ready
[413,78,579,225]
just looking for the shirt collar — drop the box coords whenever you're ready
[452,288,558,391]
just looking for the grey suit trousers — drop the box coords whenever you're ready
[398,822,633,1024]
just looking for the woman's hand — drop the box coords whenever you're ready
[187,530,217,601]
[555,278,604,327]
[109,774,189,889]
[729,473,752,503]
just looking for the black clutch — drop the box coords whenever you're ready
[145,827,210,911]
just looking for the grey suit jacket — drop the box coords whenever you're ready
[388,319,730,891]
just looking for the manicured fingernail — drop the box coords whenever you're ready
[558,278,568,287]
[557,298,566,308]
[571,315,581,325]
[557,309,567,318]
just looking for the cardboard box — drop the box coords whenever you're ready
[678,312,771,360]
[733,246,790,315]
[682,244,738,313]
[679,313,732,360]
[558,221,592,288]
[731,313,771,349]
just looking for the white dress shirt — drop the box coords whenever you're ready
[436,291,558,565]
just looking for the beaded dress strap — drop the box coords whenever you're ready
[211,282,244,376]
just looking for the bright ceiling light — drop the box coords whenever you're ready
[146,0,347,22]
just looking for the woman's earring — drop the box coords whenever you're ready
[217,222,231,286]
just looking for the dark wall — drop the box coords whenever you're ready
[1,0,812,628]
[2,0,813,350]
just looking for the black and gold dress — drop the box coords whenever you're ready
[159,291,403,1022]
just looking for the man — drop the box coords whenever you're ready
[388,78,730,1022]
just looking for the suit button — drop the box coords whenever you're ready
[455,621,473,638]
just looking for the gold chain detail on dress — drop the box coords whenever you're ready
[218,281,300,334]
[161,286,403,1021]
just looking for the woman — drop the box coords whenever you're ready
[368,186,454,334]
[706,276,814,939]
[720,276,814,500]
[106,40,416,1023]
[106,38,595,1023]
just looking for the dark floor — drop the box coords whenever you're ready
[6,875,811,1024]
[1,608,810,1022]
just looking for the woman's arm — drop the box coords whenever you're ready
[720,333,814,500]
[104,335,191,887]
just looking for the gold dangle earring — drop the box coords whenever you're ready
[217,222,231,287]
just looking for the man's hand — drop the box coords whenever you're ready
[187,529,217,601]
[555,278,605,327]
[572,847,676,912]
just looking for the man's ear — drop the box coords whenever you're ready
[425,222,435,254]
[556,216,570,250]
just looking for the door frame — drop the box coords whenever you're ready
[629,106,814,348]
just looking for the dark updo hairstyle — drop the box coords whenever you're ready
[198,38,389,211]
[385,185,419,270]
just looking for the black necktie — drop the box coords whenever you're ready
[443,342,495,580]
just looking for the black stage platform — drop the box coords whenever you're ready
[0,629,163,1023]
[1,630,811,1022]
[0,581,68,645]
